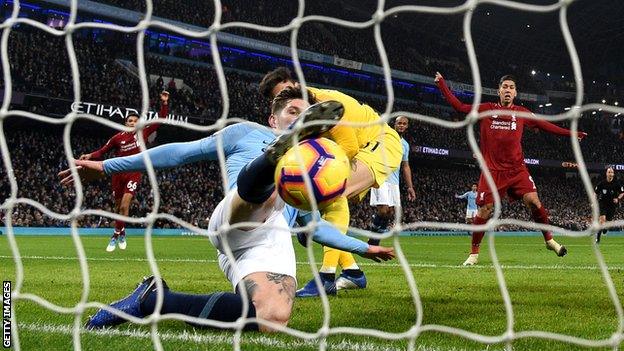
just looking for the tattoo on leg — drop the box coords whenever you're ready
[266,273,296,302]
[242,278,258,299]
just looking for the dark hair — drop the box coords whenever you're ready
[394,115,409,123]
[271,87,317,115]
[126,113,140,120]
[259,67,294,99]
[499,75,518,87]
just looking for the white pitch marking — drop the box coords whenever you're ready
[1,255,622,271]
[16,322,456,351]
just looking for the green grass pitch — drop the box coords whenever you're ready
[2,234,624,351]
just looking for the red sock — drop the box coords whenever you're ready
[114,220,125,235]
[471,216,487,254]
[531,206,553,241]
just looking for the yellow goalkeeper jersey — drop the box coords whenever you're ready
[308,87,390,160]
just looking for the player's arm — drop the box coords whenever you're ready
[401,160,416,201]
[524,111,587,139]
[434,72,473,114]
[60,124,248,185]
[456,191,468,199]
[401,142,415,201]
[60,140,210,186]
[143,91,170,136]
[80,135,116,160]
[104,123,252,173]
[296,211,394,262]
[103,139,211,174]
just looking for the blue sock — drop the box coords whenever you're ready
[342,269,363,278]
[368,214,390,245]
[237,153,276,204]
[140,290,258,330]
[319,272,335,282]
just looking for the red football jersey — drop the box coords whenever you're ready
[437,78,573,171]
[90,104,169,159]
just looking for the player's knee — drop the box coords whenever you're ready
[377,206,392,218]
[478,205,493,219]
[257,305,292,330]
[522,193,541,209]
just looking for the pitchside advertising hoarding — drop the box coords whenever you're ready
[70,101,190,124]
[413,145,621,171]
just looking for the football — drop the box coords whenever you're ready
[275,137,350,211]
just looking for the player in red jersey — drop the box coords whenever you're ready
[79,91,170,252]
[434,72,587,265]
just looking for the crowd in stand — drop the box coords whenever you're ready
[1,130,222,228]
[1,22,624,163]
[1,129,619,232]
[89,0,615,96]
[2,0,624,232]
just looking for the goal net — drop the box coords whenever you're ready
[2,0,623,350]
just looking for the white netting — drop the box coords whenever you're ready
[3,0,624,350]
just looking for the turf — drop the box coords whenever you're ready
[1,234,624,351]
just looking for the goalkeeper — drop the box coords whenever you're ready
[258,67,403,297]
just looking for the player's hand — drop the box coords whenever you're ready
[58,160,106,186]
[360,245,395,262]
[160,90,169,105]
[434,72,443,83]
[407,187,416,201]
[577,131,587,141]
[614,198,619,204]
[78,153,92,161]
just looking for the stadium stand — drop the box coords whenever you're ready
[2,0,623,231]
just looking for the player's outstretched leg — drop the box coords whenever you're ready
[86,276,168,329]
[266,100,344,164]
[236,100,345,208]
[86,275,260,331]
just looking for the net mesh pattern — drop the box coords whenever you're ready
[3,0,623,350]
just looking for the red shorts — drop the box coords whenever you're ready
[476,168,537,206]
[112,172,142,200]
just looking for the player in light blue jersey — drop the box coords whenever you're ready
[367,116,415,250]
[455,184,478,224]
[60,88,393,333]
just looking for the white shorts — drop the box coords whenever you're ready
[208,190,297,290]
[465,209,478,219]
[369,182,401,207]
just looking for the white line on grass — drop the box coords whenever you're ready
[17,322,465,351]
[1,255,623,271]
